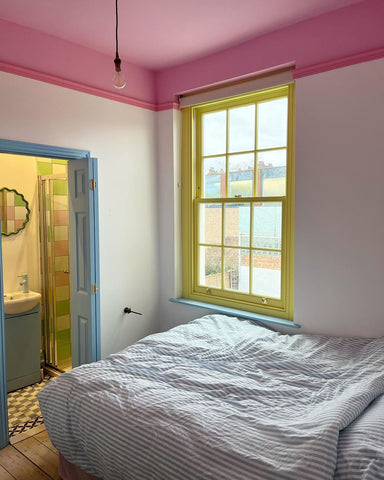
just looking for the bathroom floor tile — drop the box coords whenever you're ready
[7,375,54,437]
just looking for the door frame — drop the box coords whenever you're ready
[0,138,101,448]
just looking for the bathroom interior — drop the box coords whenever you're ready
[0,153,72,437]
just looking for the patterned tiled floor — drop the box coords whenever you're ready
[7,375,54,437]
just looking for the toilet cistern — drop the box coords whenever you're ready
[18,273,29,293]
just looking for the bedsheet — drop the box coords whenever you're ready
[335,393,384,479]
[38,314,384,480]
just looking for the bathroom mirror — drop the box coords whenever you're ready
[0,187,31,236]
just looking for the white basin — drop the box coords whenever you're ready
[4,291,41,315]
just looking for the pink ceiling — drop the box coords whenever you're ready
[0,0,364,71]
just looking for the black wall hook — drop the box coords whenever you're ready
[124,307,142,315]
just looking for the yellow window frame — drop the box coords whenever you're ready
[181,84,295,320]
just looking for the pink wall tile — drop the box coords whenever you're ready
[54,210,68,226]
[54,240,69,257]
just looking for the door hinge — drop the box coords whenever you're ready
[90,179,97,190]
[92,284,99,295]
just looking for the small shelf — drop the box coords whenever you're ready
[169,297,300,329]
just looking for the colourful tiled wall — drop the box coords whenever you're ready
[37,159,71,371]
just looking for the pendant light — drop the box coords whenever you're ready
[112,0,126,89]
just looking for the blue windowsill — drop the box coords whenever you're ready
[169,297,300,329]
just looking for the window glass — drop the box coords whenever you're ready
[257,150,286,197]
[228,154,254,198]
[199,246,222,287]
[224,248,249,292]
[203,156,226,198]
[199,204,222,245]
[252,202,282,250]
[228,105,255,153]
[224,203,250,247]
[257,98,288,150]
[202,110,226,156]
[251,250,281,299]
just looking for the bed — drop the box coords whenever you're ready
[38,314,384,480]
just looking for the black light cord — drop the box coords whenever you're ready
[113,0,125,85]
[115,0,119,58]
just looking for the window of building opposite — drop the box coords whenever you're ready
[182,83,295,319]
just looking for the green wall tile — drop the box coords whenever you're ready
[53,179,68,195]
[56,314,70,331]
[56,285,70,302]
[56,299,70,317]
[37,162,53,176]
[55,256,69,271]
[56,328,71,363]
[57,343,71,363]
[56,328,71,344]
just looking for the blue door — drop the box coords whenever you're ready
[68,157,100,367]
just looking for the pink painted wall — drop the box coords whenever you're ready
[155,0,384,106]
[0,18,156,107]
[0,0,383,109]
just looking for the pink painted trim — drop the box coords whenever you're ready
[1,49,383,113]
[294,47,384,79]
[156,102,180,111]
[0,61,158,112]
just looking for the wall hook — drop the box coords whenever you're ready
[123,307,142,315]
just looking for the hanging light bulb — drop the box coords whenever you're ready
[113,56,126,89]
[113,0,126,89]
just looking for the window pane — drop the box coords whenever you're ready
[252,250,281,298]
[224,203,250,247]
[228,153,254,198]
[257,150,286,197]
[253,202,282,249]
[228,104,255,153]
[199,246,222,287]
[203,156,226,198]
[202,110,227,156]
[199,203,222,245]
[257,98,288,149]
[224,248,249,292]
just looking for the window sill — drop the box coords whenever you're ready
[169,297,300,329]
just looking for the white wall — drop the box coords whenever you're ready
[0,155,40,293]
[157,58,384,338]
[294,58,384,337]
[0,71,160,357]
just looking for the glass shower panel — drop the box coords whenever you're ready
[39,172,71,372]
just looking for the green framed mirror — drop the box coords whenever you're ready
[0,187,31,236]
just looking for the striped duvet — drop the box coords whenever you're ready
[38,314,384,480]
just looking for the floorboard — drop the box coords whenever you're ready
[0,463,15,479]
[0,427,60,480]
[34,431,58,454]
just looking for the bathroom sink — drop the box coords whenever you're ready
[3,291,41,315]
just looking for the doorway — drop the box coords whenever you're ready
[0,138,101,449]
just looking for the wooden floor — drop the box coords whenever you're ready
[0,425,60,479]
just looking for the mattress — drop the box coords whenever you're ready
[38,314,384,480]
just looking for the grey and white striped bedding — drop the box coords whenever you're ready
[38,314,384,480]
